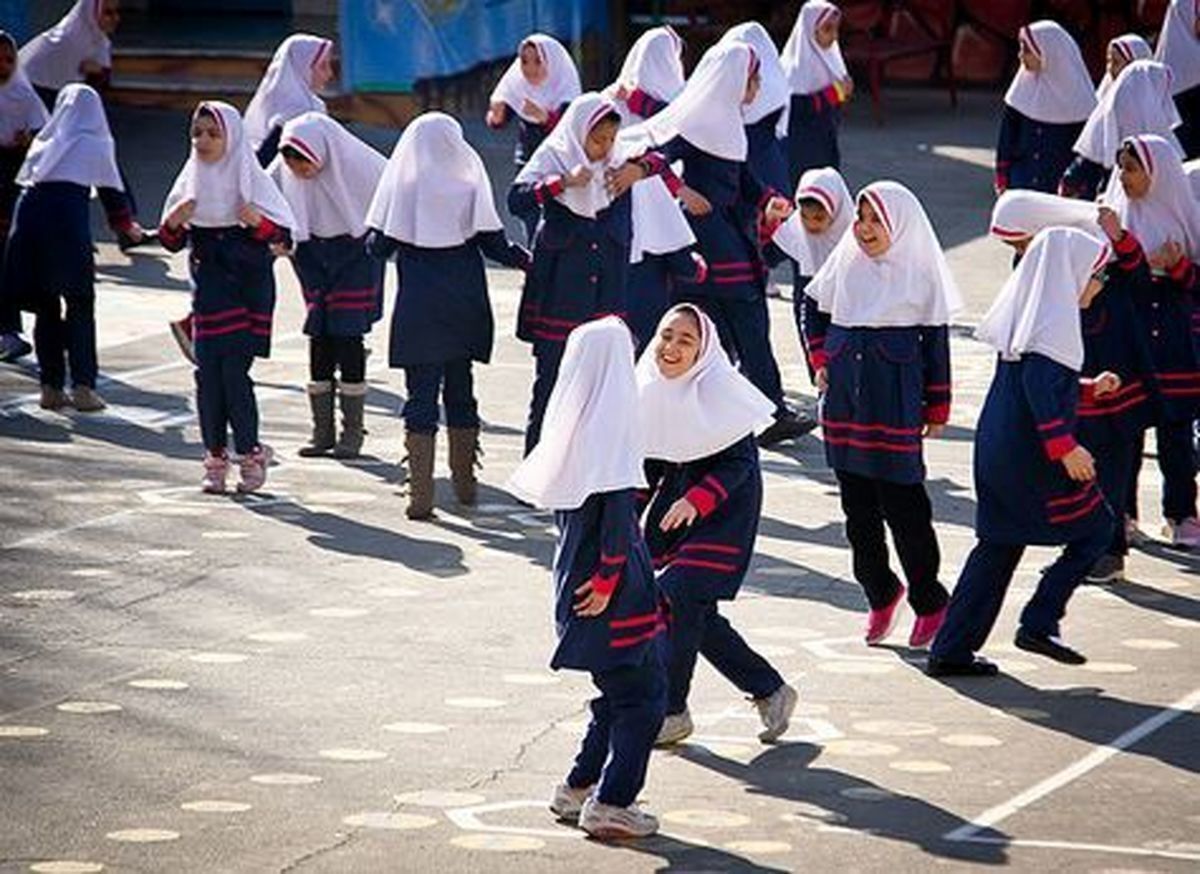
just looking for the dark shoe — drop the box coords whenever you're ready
[39,385,71,411]
[1084,554,1125,584]
[926,655,999,677]
[298,381,336,457]
[1014,628,1086,665]
[117,223,157,253]
[69,386,107,412]
[757,408,817,448]
[332,382,367,459]
[447,426,481,505]
[405,430,436,520]
[0,333,32,362]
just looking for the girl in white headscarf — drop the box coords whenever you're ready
[808,180,961,649]
[1096,34,1152,102]
[1155,0,1200,159]
[996,21,1096,194]
[610,25,684,123]
[931,227,1117,675]
[268,112,385,461]
[1060,59,1183,200]
[636,303,797,747]
[1100,133,1200,548]
[780,1,852,184]
[506,316,665,841]
[159,101,295,496]
[721,22,791,194]
[1,83,117,413]
[243,33,333,166]
[367,112,529,518]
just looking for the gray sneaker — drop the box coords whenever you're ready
[549,782,592,821]
[654,710,693,747]
[755,683,798,743]
[1084,554,1125,584]
[578,797,658,839]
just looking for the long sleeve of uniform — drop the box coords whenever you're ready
[251,216,291,248]
[625,87,669,119]
[1021,355,1081,461]
[157,221,189,252]
[365,229,400,260]
[683,447,755,519]
[921,325,952,424]
[474,229,531,270]
[663,247,707,284]
[590,490,635,597]
[995,105,1021,193]
[801,289,830,370]
[507,175,565,221]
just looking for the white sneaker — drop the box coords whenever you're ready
[754,683,798,743]
[654,710,693,747]
[1163,517,1200,549]
[578,797,658,839]
[549,782,592,821]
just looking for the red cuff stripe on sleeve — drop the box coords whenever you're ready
[1044,433,1078,461]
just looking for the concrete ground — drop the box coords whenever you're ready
[0,90,1197,874]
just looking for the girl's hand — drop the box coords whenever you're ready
[923,423,945,438]
[678,185,712,216]
[1149,239,1184,271]
[1062,445,1096,481]
[605,162,645,198]
[238,203,263,227]
[815,367,828,392]
[660,497,699,531]
[1093,371,1122,397]
[166,199,196,230]
[764,195,793,225]
[573,577,612,617]
[485,103,506,128]
[269,242,290,257]
[522,98,549,124]
[614,82,632,102]
[1097,206,1123,242]
[563,165,593,189]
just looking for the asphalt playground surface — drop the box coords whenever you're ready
[0,90,1197,873]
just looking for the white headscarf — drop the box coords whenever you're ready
[507,317,647,510]
[722,22,789,125]
[1096,34,1152,101]
[515,93,620,219]
[0,34,50,148]
[808,181,963,328]
[636,304,775,462]
[613,25,685,116]
[1003,21,1096,124]
[366,111,503,247]
[622,41,754,161]
[18,0,111,92]
[161,101,295,230]
[989,189,1102,242]
[771,166,853,276]
[268,112,384,243]
[780,1,848,96]
[1101,133,1200,259]
[1074,60,1183,167]
[976,226,1110,370]
[1186,158,1200,200]
[243,34,331,150]
[1155,0,1200,94]
[16,83,120,190]
[490,33,582,123]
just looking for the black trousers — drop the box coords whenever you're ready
[835,469,948,616]
[309,336,365,383]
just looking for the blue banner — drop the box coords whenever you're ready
[0,0,30,42]
[340,0,607,92]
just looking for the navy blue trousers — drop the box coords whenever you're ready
[34,295,97,390]
[566,649,666,807]
[1092,439,1137,556]
[665,598,782,715]
[195,352,258,455]
[525,339,563,455]
[685,295,787,414]
[930,524,1112,663]
[402,359,478,433]
[1129,423,1197,523]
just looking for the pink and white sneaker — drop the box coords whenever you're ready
[237,444,274,493]
[1163,517,1200,549]
[201,451,229,494]
[908,605,947,649]
[865,586,906,646]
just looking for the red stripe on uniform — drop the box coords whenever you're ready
[670,558,738,573]
[1049,493,1102,524]
[610,623,667,649]
[679,542,741,555]
[823,434,922,453]
[821,418,921,437]
[609,611,661,630]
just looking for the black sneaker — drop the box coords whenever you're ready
[1014,628,1086,665]
[1084,554,1125,584]
[757,409,817,448]
[926,655,1000,677]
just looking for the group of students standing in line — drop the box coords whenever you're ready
[1,0,1199,841]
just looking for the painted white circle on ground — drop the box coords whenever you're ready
[1120,638,1180,651]
[382,721,449,735]
[393,790,486,808]
[69,569,112,578]
[444,697,506,709]
[342,812,437,830]
[56,701,122,715]
[127,679,188,691]
[304,491,378,505]
[821,740,900,757]
[308,607,369,619]
[939,734,1003,748]
[104,829,179,843]
[366,586,420,598]
[13,589,76,602]
[201,530,250,540]
[136,549,193,559]
[246,631,309,643]
[748,627,824,641]
[889,759,952,774]
[181,800,251,813]
[501,673,560,686]
[249,773,322,786]
[1081,661,1139,674]
[852,720,937,737]
[450,835,545,852]
[662,809,752,829]
[29,863,105,873]
[319,748,388,762]
[0,726,49,738]
[189,652,249,664]
[818,661,895,676]
[838,787,896,802]
[724,840,792,855]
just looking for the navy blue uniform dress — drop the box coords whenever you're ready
[745,108,790,195]
[786,86,844,183]
[160,217,290,455]
[627,248,704,355]
[2,181,97,389]
[821,324,952,616]
[653,136,789,416]
[931,353,1115,665]
[1058,155,1109,201]
[995,106,1085,194]
[368,229,528,433]
[553,488,667,808]
[643,436,785,716]
[1174,84,1200,160]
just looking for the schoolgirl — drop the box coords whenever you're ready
[366,112,529,519]
[1101,134,1200,548]
[779,0,852,182]
[0,31,49,364]
[611,25,683,122]
[807,181,961,647]
[1060,60,1182,201]
[507,316,666,840]
[995,21,1096,194]
[723,22,792,196]
[159,101,295,494]
[269,111,384,460]
[929,227,1116,674]
[19,0,149,251]
[1095,34,1151,103]
[624,40,809,447]
[1,83,118,412]
[637,303,798,746]
[486,33,581,242]
[1155,0,1200,159]
[244,34,333,167]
